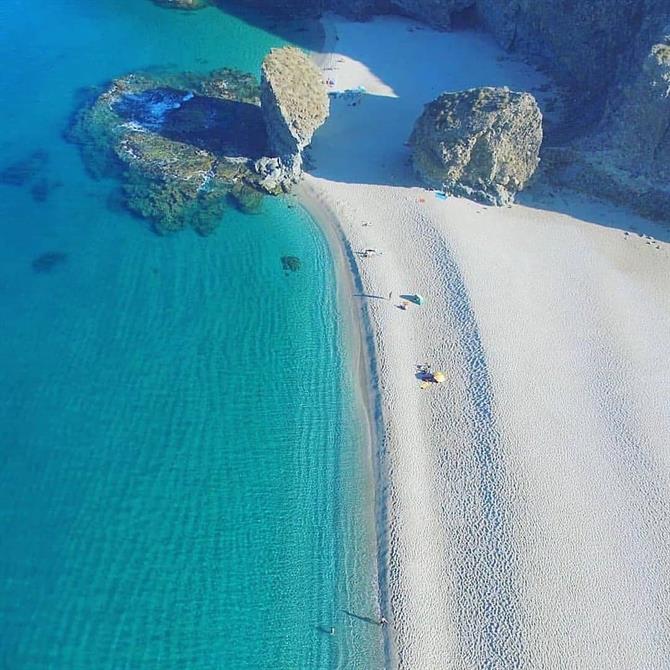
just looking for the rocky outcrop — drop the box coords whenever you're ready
[260,46,329,180]
[409,86,542,205]
[67,46,330,235]
[152,0,209,9]
[66,69,272,235]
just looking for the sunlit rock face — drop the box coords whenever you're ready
[410,86,542,205]
[260,46,329,178]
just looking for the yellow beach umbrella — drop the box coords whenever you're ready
[433,371,446,383]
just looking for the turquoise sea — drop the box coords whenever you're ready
[0,1,382,667]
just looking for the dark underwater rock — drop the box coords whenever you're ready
[0,150,48,187]
[281,255,301,272]
[32,252,68,274]
[152,0,210,8]
[30,177,62,203]
[228,182,264,213]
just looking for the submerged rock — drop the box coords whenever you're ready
[152,0,209,8]
[409,86,542,205]
[32,251,68,274]
[228,182,264,213]
[0,150,49,187]
[30,177,62,203]
[281,255,301,272]
[261,46,329,180]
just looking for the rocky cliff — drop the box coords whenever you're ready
[260,46,329,178]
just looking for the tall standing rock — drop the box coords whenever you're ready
[260,46,329,181]
[409,86,543,205]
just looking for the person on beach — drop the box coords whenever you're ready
[389,291,393,301]
[379,616,388,626]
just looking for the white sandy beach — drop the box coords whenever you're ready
[300,15,670,669]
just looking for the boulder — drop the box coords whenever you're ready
[409,86,542,205]
[260,46,329,179]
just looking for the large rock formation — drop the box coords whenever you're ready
[67,69,274,235]
[68,45,329,235]
[260,46,329,179]
[409,87,542,205]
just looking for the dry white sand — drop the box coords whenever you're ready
[300,15,670,669]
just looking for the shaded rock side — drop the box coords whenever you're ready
[541,37,670,223]
[608,41,670,181]
[409,86,542,205]
[260,46,329,178]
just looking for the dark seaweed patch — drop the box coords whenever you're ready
[281,256,301,273]
[30,178,62,203]
[32,252,68,274]
[0,150,49,187]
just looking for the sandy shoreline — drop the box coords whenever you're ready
[300,13,670,669]
[296,182,395,667]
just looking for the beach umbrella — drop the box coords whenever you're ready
[433,371,446,383]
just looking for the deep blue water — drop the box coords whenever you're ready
[0,2,382,667]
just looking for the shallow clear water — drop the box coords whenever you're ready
[0,2,382,667]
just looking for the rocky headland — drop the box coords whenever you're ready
[67,47,328,235]
[409,86,542,205]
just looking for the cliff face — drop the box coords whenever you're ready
[477,1,648,126]
[260,46,330,177]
